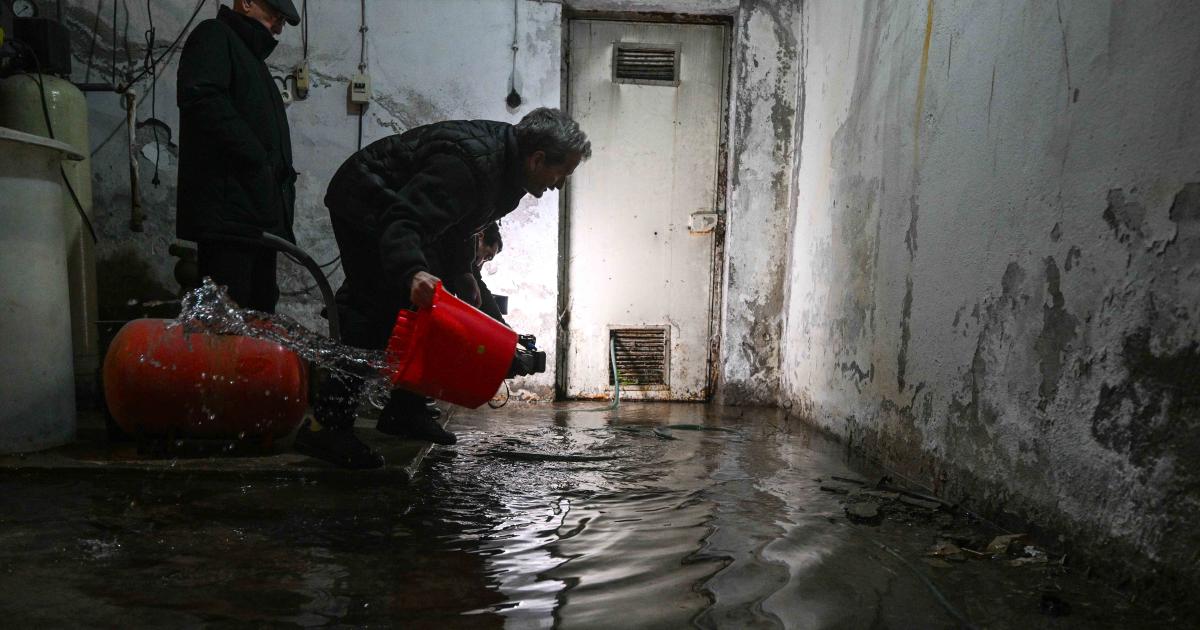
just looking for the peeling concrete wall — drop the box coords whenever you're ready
[718,0,800,405]
[61,0,562,396]
[782,0,1200,600]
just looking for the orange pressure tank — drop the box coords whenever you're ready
[102,319,308,441]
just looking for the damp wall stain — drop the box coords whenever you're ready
[780,0,1200,611]
[718,0,802,405]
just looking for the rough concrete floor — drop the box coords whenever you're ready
[0,409,439,482]
[0,403,1185,628]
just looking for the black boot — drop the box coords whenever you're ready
[377,396,456,445]
[294,419,385,469]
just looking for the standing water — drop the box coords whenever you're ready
[0,403,1177,628]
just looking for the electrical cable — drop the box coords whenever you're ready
[356,0,367,150]
[358,0,367,72]
[110,0,116,81]
[85,0,102,83]
[357,110,363,150]
[117,0,207,90]
[488,380,511,409]
[143,0,160,186]
[301,0,308,60]
[505,0,521,108]
[91,0,206,157]
[872,541,978,629]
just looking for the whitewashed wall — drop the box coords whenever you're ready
[65,0,563,395]
[781,0,1200,595]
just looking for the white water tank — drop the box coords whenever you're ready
[0,74,98,398]
[0,126,83,453]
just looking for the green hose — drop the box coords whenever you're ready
[580,337,620,412]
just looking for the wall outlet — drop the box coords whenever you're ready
[349,73,370,105]
[292,62,310,100]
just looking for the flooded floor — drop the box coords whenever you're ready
[0,403,1176,628]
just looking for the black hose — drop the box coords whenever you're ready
[199,232,343,341]
[258,233,341,342]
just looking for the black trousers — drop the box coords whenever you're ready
[311,301,432,431]
[197,241,280,313]
[312,210,426,431]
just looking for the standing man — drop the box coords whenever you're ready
[176,0,301,313]
[296,108,590,469]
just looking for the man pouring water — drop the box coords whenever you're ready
[295,108,590,469]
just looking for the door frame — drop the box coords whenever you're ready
[555,10,734,401]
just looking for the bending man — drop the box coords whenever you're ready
[296,108,590,469]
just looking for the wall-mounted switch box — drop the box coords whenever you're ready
[293,62,310,100]
[349,73,370,105]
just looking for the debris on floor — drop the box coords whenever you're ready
[844,501,882,524]
[926,541,967,562]
[817,474,946,525]
[819,474,1063,574]
[986,533,1028,555]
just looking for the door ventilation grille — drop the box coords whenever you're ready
[612,43,680,86]
[609,328,669,387]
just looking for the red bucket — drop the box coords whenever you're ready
[385,282,517,408]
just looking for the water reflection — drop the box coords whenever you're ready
[0,404,1171,628]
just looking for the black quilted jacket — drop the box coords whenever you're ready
[324,120,526,298]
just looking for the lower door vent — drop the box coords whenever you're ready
[609,327,669,388]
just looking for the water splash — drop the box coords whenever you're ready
[171,277,392,406]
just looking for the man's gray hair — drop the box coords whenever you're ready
[515,107,592,164]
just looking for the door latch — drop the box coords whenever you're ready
[688,211,718,234]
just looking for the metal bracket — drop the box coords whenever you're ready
[688,211,718,234]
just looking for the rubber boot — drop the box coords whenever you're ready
[376,394,456,445]
[293,418,385,469]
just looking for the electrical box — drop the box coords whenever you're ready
[349,73,370,105]
[292,62,309,100]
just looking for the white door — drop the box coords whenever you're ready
[564,20,727,400]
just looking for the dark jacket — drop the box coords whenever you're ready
[474,270,507,325]
[324,120,526,300]
[176,5,296,242]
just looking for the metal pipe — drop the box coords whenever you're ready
[122,89,143,231]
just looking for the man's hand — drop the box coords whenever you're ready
[410,271,440,309]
